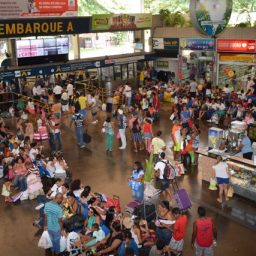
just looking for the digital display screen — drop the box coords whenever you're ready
[16,38,69,58]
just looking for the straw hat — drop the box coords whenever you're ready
[122,216,133,229]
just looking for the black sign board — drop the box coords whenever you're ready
[0,17,90,38]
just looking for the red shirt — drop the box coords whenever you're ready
[143,123,152,134]
[173,215,188,241]
[196,217,213,247]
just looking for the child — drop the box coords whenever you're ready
[1,180,12,202]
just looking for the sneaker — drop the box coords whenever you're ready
[80,145,86,149]
[92,121,97,124]
[119,147,126,150]
[35,203,44,210]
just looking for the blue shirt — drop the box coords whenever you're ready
[44,201,63,231]
[118,239,139,256]
[241,136,252,154]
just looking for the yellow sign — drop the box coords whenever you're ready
[220,54,256,63]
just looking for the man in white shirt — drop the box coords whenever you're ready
[189,79,197,97]
[66,81,74,98]
[123,82,132,107]
[154,152,172,200]
[53,84,63,100]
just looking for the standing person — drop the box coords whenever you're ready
[189,79,197,98]
[117,109,127,150]
[44,193,64,256]
[129,161,144,201]
[103,117,114,154]
[154,152,172,201]
[51,100,62,119]
[78,92,87,118]
[90,93,98,124]
[142,118,153,152]
[152,91,160,121]
[123,81,132,107]
[171,120,182,161]
[60,89,69,113]
[66,80,74,105]
[168,208,188,256]
[237,133,253,160]
[47,115,62,155]
[191,206,217,256]
[151,131,166,163]
[53,84,63,101]
[70,110,86,149]
[131,116,143,152]
[212,156,230,203]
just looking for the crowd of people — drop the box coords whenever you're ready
[3,70,256,256]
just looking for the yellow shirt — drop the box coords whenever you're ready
[152,137,166,154]
[78,96,87,110]
[113,95,120,105]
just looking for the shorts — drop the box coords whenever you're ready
[195,243,213,256]
[132,132,142,142]
[174,142,181,152]
[216,177,229,185]
[169,237,184,252]
[143,133,152,139]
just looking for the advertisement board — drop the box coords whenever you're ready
[180,38,215,51]
[153,38,179,51]
[0,0,78,18]
[91,13,152,31]
[0,17,90,38]
[152,38,164,50]
[217,39,256,53]
[219,54,256,63]
[190,0,233,36]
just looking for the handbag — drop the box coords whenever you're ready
[227,186,234,198]
[116,131,121,140]
[38,231,53,249]
[83,132,92,144]
[129,180,141,191]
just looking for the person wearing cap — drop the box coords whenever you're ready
[117,109,127,149]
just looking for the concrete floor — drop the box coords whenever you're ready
[1,104,256,256]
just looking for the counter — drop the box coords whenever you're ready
[197,148,256,202]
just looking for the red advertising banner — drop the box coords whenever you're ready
[0,0,78,18]
[217,39,256,53]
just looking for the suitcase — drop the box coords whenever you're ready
[174,188,192,211]
[125,200,142,214]
[133,203,156,222]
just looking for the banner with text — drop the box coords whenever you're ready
[92,13,152,31]
[0,0,78,18]
[0,17,90,38]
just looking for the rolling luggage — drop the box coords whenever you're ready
[174,188,192,211]
[133,203,156,222]
[125,200,142,214]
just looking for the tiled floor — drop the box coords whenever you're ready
[1,104,256,256]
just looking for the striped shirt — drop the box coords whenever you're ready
[44,201,63,231]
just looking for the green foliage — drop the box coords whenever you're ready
[144,150,154,182]
[159,8,190,27]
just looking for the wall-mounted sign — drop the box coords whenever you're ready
[190,0,233,36]
[153,38,164,50]
[0,17,90,38]
[0,0,78,18]
[156,61,169,69]
[217,39,256,53]
[153,38,179,51]
[180,38,215,51]
[219,54,256,63]
[91,13,152,32]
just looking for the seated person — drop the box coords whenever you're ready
[63,191,79,219]
[84,207,101,234]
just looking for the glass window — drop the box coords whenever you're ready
[79,32,135,59]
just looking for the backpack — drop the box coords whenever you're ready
[161,160,175,180]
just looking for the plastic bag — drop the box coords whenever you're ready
[227,186,234,198]
[38,231,53,249]
[60,236,67,252]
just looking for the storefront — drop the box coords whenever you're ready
[179,38,215,83]
[152,38,179,82]
[217,39,256,90]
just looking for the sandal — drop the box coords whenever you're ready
[217,198,222,203]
